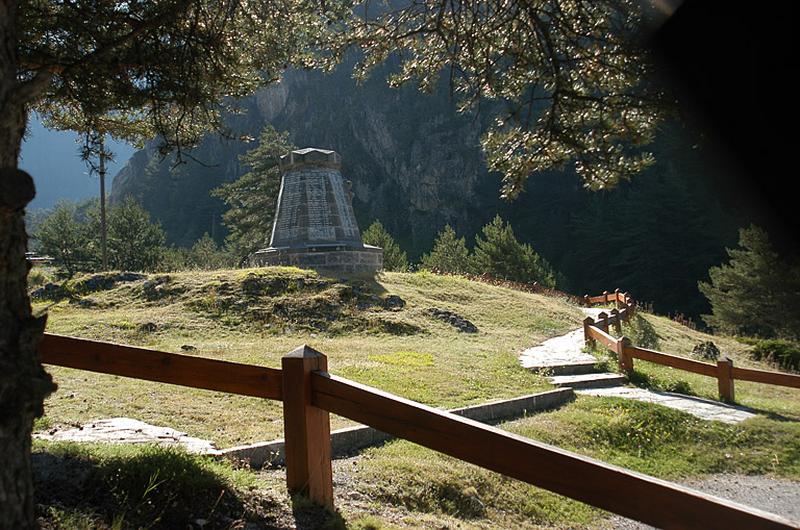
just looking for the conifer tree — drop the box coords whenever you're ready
[212,126,294,260]
[699,225,800,339]
[421,225,471,274]
[472,215,556,287]
[104,198,166,272]
[35,201,91,277]
[187,233,232,270]
[362,220,409,272]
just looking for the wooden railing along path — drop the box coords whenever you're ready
[583,289,800,402]
[38,332,796,529]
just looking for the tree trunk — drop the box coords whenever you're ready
[0,2,57,527]
[99,139,108,270]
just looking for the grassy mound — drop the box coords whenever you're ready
[35,268,581,447]
[33,268,423,335]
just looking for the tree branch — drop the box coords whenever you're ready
[8,69,53,106]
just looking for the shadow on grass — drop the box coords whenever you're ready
[623,315,661,350]
[290,495,350,530]
[627,369,694,396]
[33,443,293,529]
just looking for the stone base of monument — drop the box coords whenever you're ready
[249,244,383,274]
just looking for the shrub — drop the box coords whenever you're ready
[699,225,800,340]
[35,201,93,276]
[28,267,56,289]
[750,339,800,372]
[103,197,166,272]
[622,314,660,350]
[186,233,234,270]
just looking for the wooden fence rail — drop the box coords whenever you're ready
[312,371,793,530]
[40,334,283,400]
[38,332,798,528]
[583,291,800,402]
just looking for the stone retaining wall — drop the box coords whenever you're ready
[249,246,383,274]
[220,387,574,468]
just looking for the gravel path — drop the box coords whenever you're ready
[606,474,800,528]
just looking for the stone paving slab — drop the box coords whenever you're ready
[518,308,608,371]
[576,387,758,424]
[34,417,221,454]
[519,328,597,370]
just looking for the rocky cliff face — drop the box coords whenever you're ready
[111,63,498,253]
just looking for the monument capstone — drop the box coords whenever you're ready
[249,148,383,273]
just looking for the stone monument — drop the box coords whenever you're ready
[249,148,383,273]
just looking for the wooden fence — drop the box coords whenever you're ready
[38,333,796,529]
[583,290,800,402]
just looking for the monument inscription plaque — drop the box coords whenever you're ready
[250,148,383,273]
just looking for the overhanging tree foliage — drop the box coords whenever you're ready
[0,1,340,525]
[341,0,664,197]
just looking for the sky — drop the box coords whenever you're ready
[20,114,136,210]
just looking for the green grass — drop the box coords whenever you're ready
[32,269,800,528]
[35,391,800,529]
[36,268,581,447]
[342,395,800,528]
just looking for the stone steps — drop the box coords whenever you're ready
[548,372,627,389]
[525,360,601,376]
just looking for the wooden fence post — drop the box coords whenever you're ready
[584,294,590,307]
[282,345,334,508]
[583,317,596,349]
[610,308,622,334]
[614,288,622,309]
[603,290,609,304]
[618,337,634,373]
[717,357,735,403]
[597,312,609,334]
[622,293,631,321]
